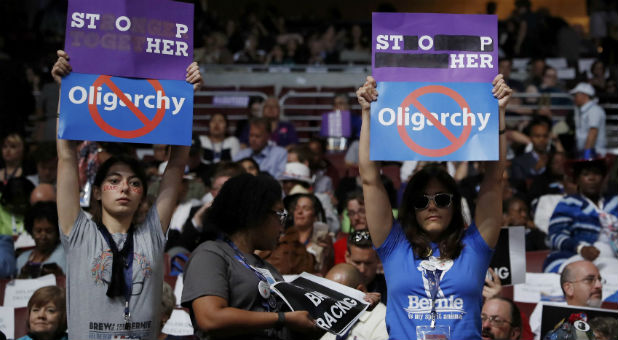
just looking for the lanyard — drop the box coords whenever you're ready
[423,267,443,328]
[222,237,276,311]
[97,224,134,322]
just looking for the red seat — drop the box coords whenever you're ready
[14,307,28,339]
[526,250,550,273]
[0,278,9,305]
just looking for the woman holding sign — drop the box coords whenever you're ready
[51,50,202,340]
[356,74,511,340]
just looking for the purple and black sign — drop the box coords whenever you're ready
[64,0,194,81]
[372,12,497,83]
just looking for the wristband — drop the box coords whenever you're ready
[499,129,506,135]
[576,244,585,255]
[275,312,285,329]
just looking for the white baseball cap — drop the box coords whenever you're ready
[569,82,595,97]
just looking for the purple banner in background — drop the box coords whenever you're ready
[372,12,497,83]
[65,0,194,80]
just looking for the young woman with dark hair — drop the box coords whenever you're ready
[356,74,512,339]
[181,173,318,339]
[52,50,202,340]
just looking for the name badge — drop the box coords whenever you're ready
[416,325,450,340]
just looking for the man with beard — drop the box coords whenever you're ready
[529,260,604,339]
[481,297,522,340]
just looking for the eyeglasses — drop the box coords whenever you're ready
[270,209,288,226]
[413,193,453,210]
[349,230,371,243]
[569,276,606,286]
[347,208,366,218]
[481,314,512,327]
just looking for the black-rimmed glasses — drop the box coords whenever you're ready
[413,193,453,210]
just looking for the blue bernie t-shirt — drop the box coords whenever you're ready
[376,221,494,340]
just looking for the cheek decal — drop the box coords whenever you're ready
[103,184,120,192]
[130,187,143,194]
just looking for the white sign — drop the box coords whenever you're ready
[0,306,14,340]
[514,273,563,303]
[3,274,56,308]
[173,274,183,307]
[161,309,193,336]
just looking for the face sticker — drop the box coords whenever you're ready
[103,184,120,192]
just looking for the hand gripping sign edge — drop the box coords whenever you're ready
[396,85,472,158]
[88,75,167,139]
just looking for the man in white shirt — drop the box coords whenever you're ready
[570,82,607,157]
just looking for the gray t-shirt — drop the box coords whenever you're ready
[181,239,291,340]
[61,206,165,340]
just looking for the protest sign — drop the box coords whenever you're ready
[0,306,14,340]
[59,73,193,145]
[3,274,56,308]
[488,227,526,286]
[370,12,498,161]
[539,303,618,340]
[271,272,369,336]
[65,0,193,80]
[514,273,618,304]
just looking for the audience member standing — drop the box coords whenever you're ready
[570,83,607,157]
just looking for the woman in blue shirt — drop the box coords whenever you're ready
[355,74,512,340]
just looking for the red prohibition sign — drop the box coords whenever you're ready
[88,75,167,139]
[397,85,472,157]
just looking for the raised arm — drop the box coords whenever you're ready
[476,74,512,248]
[155,62,202,234]
[357,76,393,247]
[52,50,81,236]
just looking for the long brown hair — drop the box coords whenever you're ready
[398,164,466,260]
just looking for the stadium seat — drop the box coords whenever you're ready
[526,250,550,273]
[238,85,275,96]
[14,307,28,339]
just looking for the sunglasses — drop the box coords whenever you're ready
[271,209,288,226]
[413,193,453,210]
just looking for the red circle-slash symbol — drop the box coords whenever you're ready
[88,75,166,139]
[397,85,472,157]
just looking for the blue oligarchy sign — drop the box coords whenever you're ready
[370,81,498,161]
[59,72,193,145]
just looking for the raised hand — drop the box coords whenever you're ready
[356,76,378,111]
[186,62,202,91]
[51,50,72,84]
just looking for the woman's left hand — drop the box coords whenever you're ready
[363,292,381,310]
[492,74,512,110]
[186,62,202,91]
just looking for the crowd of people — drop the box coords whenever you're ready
[1,1,618,340]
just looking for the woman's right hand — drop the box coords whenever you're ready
[284,311,316,331]
[51,50,71,84]
[356,76,378,111]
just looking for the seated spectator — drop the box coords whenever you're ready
[29,183,56,205]
[17,202,65,277]
[0,234,16,277]
[233,117,288,178]
[288,144,333,195]
[1,132,26,187]
[283,193,334,275]
[279,162,340,233]
[307,138,340,193]
[0,177,35,236]
[538,66,570,106]
[237,157,260,176]
[239,97,298,147]
[345,230,387,304]
[530,260,605,339]
[503,197,548,251]
[510,118,553,184]
[481,297,522,340]
[544,158,618,274]
[199,113,240,165]
[26,142,57,187]
[334,191,367,264]
[588,59,608,95]
[159,282,176,340]
[18,286,67,340]
[527,151,574,205]
[321,263,388,340]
